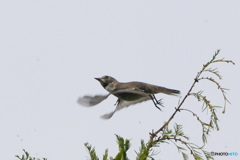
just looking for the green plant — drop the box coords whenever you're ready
[16,149,47,160]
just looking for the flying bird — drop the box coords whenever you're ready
[78,76,180,119]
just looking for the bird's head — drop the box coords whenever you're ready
[95,76,118,91]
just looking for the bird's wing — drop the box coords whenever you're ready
[78,89,147,106]
[77,94,110,106]
[110,89,150,101]
[101,96,151,119]
[112,89,147,96]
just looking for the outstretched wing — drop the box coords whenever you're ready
[101,96,151,119]
[77,94,110,106]
[78,89,153,119]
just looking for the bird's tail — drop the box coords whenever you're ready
[156,86,180,96]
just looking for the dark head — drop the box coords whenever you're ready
[95,75,118,89]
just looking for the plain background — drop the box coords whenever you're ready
[1,1,239,160]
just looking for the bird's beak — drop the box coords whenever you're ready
[95,77,102,82]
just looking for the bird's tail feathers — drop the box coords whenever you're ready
[157,86,181,96]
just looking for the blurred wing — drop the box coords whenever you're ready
[77,94,110,106]
[119,96,151,107]
[101,96,151,119]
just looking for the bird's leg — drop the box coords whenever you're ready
[149,94,164,110]
[114,99,120,106]
[149,95,163,111]
[152,95,164,107]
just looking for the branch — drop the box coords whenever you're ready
[146,50,234,159]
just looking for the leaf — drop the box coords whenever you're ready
[182,152,189,160]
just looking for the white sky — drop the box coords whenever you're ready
[1,1,239,160]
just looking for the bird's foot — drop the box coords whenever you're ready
[156,98,164,107]
[149,95,164,111]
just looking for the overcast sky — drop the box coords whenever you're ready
[1,1,239,160]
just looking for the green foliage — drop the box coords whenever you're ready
[114,135,130,160]
[137,50,234,160]
[103,149,109,160]
[146,123,213,160]
[135,139,159,160]
[84,143,100,160]
[15,149,47,160]
[135,140,149,160]
[84,135,130,160]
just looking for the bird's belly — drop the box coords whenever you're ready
[113,92,147,101]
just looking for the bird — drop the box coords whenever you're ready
[77,75,180,119]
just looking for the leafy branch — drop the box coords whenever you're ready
[179,108,211,144]
[141,49,235,159]
[84,135,130,160]
[16,149,47,160]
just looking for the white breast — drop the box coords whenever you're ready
[105,82,116,92]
